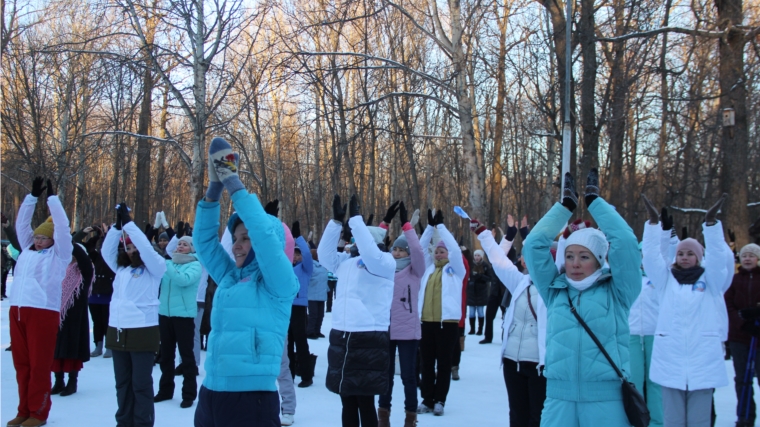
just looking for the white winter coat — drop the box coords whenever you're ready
[629,229,675,336]
[9,194,73,313]
[478,230,547,367]
[104,222,167,329]
[418,225,466,322]
[644,220,733,391]
[318,216,395,332]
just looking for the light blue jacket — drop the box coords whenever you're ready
[292,236,313,306]
[158,258,202,318]
[308,261,330,302]
[523,199,641,402]
[193,190,298,392]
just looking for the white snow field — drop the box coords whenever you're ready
[0,272,756,426]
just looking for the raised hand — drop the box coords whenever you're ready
[399,201,408,225]
[31,177,46,198]
[469,218,486,235]
[184,222,192,237]
[705,193,728,226]
[46,179,56,198]
[115,202,132,230]
[366,214,374,226]
[521,215,529,229]
[410,208,420,227]
[332,195,346,223]
[584,168,599,207]
[176,221,185,238]
[349,194,361,218]
[264,199,280,217]
[506,214,515,228]
[154,212,162,229]
[433,209,444,226]
[291,221,301,239]
[427,209,435,227]
[83,226,94,234]
[562,173,578,212]
[382,201,401,224]
[660,207,674,231]
[641,194,659,225]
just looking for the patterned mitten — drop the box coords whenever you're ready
[208,137,244,197]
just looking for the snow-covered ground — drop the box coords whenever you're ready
[0,272,755,426]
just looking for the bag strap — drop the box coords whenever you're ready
[566,290,624,381]
[526,284,538,321]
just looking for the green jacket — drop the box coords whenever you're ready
[523,199,641,402]
[158,258,202,318]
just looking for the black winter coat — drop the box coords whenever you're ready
[326,329,389,396]
[72,229,114,297]
[54,244,93,361]
[467,262,494,307]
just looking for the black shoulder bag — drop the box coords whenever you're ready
[566,292,650,427]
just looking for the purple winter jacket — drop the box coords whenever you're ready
[388,223,426,340]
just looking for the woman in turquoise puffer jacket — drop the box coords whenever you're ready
[523,170,641,427]
[154,235,202,408]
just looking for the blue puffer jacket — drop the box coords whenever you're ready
[293,236,313,307]
[308,261,329,302]
[523,199,641,402]
[158,258,202,318]
[193,190,299,392]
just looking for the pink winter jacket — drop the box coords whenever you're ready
[387,223,426,340]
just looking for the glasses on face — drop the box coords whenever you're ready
[33,236,51,242]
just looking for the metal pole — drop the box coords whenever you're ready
[561,0,573,198]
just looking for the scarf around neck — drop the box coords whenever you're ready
[60,261,94,327]
[671,265,705,285]
[566,269,603,292]
[171,252,198,265]
[395,256,412,272]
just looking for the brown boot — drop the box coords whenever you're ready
[404,410,418,427]
[378,407,391,427]
[19,418,46,427]
[6,416,27,427]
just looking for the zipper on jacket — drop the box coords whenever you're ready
[339,332,351,394]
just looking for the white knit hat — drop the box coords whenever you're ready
[564,227,608,265]
[740,243,760,260]
[474,249,485,258]
[367,226,387,245]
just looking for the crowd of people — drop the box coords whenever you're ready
[3,137,760,427]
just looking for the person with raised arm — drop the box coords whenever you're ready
[192,137,298,426]
[7,177,73,427]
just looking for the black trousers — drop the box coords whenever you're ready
[112,350,156,427]
[483,299,501,342]
[327,290,334,312]
[89,303,110,344]
[1,268,8,297]
[502,358,546,427]
[340,394,378,427]
[195,386,279,427]
[287,306,311,380]
[451,326,464,367]
[420,321,459,407]
[158,315,197,401]
[307,300,325,336]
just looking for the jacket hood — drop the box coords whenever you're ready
[221,213,285,288]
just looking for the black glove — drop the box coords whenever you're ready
[561,173,578,212]
[705,193,728,226]
[681,226,688,240]
[740,307,760,321]
[115,202,132,230]
[383,201,400,224]
[264,199,280,217]
[506,225,518,241]
[366,214,374,226]
[46,179,55,197]
[349,194,361,218]
[176,221,185,238]
[641,194,659,224]
[291,221,301,239]
[184,222,192,237]
[31,176,46,198]
[584,168,599,207]
[729,229,736,243]
[144,223,153,234]
[434,209,444,226]
[399,201,408,225]
[661,207,673,231]
[427,209,435,227]
[342,221,352,241]
[332,195,346,222]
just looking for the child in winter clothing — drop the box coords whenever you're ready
[376,201,426,427]
[8,177,72,427]
[417,209,466,416]
[192,137,298,426]
[642,193,733,427]
[470,214,547,427]
[523,171,641,427]
[318,194,395,427]
[724,243,760,426]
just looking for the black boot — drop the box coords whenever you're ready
[298,354,317,388]
[51,372,65,395]
[468,317,476,335]
[476,317,484,336]
[59,371,78,396]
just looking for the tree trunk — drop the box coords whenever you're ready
[578,0,599,192]
[134,57,154,229]
[656,0,673,205]
[489,2,509,226]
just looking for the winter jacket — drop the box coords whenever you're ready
[54,244,93,362]
[10,194,73,313]
[644,220,732,391]
[726,266,760,345]
[193,190,298,392]
[479,230,547,367]
[293,236,313,307]
[523,199,641,402]
[418,224,466,322]
[167,236,209,303]
[459,256,469,328]
[388,223,426,341]
[104,222,166,329]
[326,329,389,395]
[317,216,395,332]
[158,257,202,318]
[308,261,330,301]
[630,229,674,337]
[467,261,493,306]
